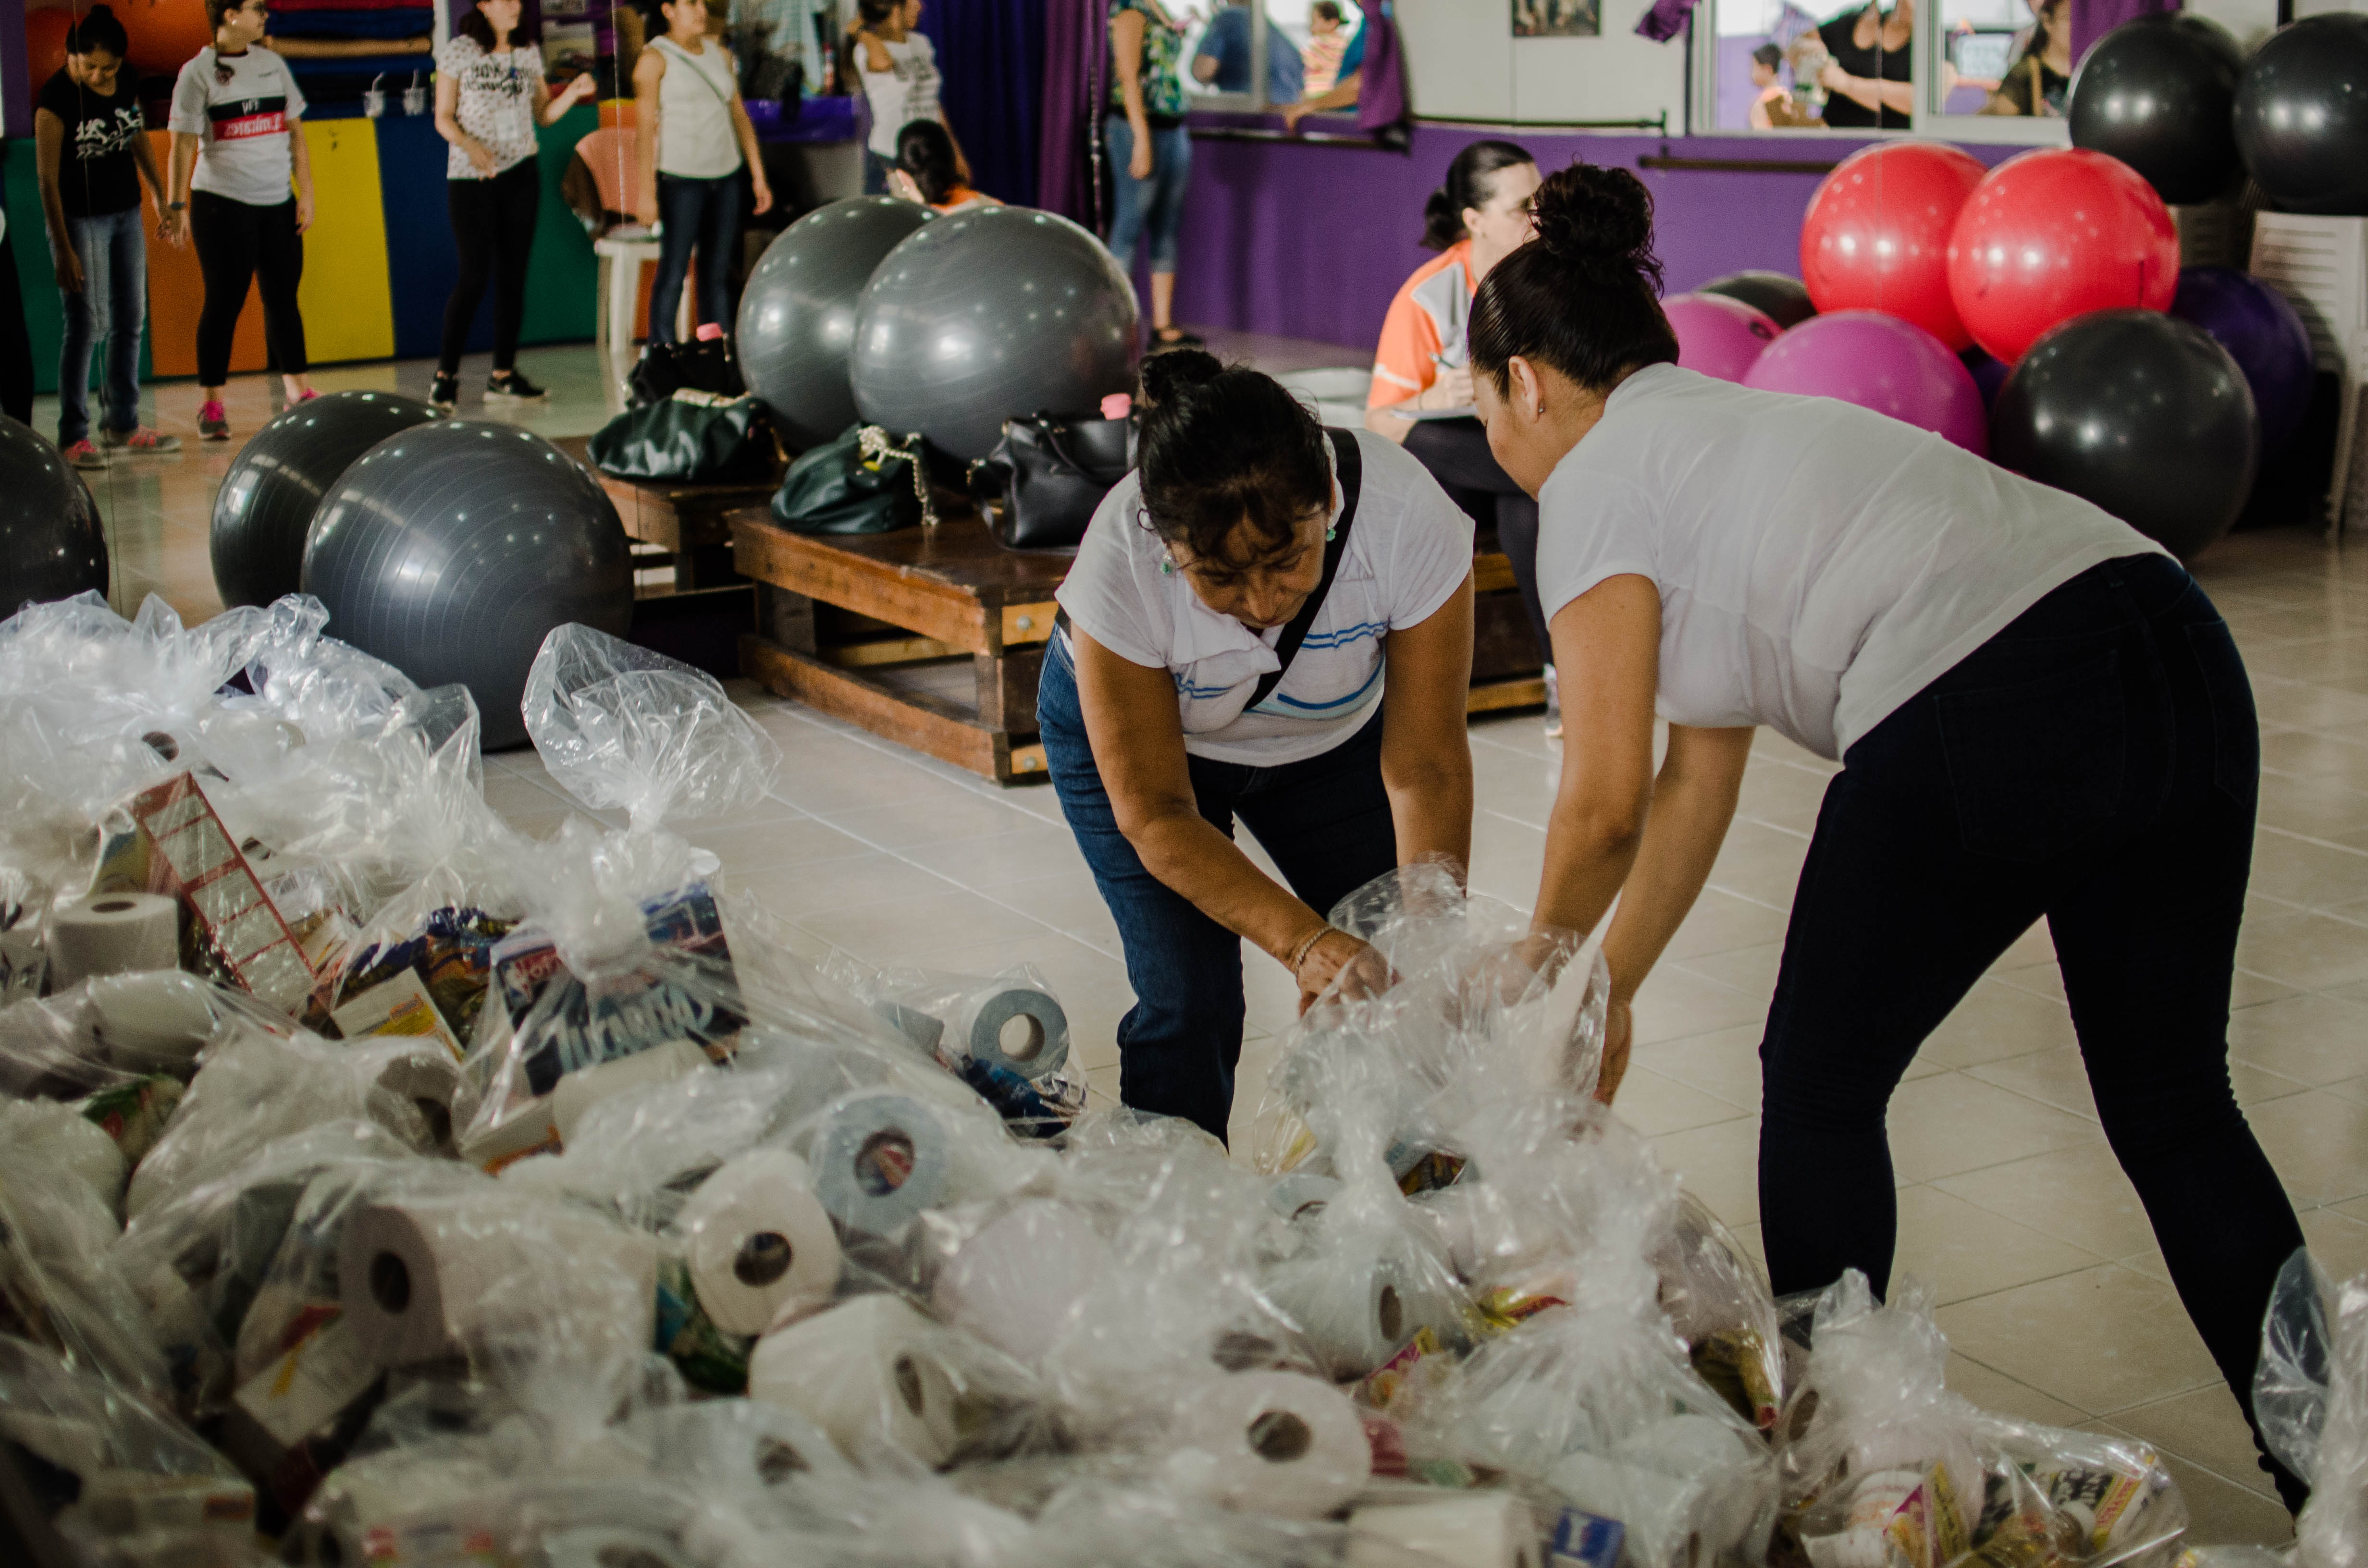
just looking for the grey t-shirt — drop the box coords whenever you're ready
[169,47,306,208]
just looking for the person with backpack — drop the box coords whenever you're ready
[1039,350,1478,1144]
[632,0,772,346]
[430,0,596,412]
[34,3,180,465]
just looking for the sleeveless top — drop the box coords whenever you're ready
[652,37,742,179]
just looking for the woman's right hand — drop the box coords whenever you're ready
[464,136,498,176]
[635,187,659,228]
[1127,132,1153,182]
[1419,365,1475,411]
[51,245,83,295]
[1293,928,1391,1013]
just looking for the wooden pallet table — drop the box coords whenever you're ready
[552,434,779,594]
[732,506,1548,786]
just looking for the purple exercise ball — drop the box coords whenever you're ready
[2170,266,2316,452]
[1742,309,1989,455]
[1665,293,1782,382]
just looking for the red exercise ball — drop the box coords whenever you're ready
[1945,147,2180,363]
[117,0,214,79]
[26,10,74,88]
[1799,141,1988,352]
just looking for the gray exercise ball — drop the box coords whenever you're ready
[737,196,934,451]
[851,206,1141,462]
[211,390,442,609]
[0,421,105,613]
[300,421,632,750]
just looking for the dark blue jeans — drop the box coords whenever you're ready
[1758,552,2305,1503]
[1039,634,1396,1142]
[57,207,145,446]
[650,171,742,345]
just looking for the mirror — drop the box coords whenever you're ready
[1934,0,2069,118]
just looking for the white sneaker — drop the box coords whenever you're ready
[1542,664,1562,743]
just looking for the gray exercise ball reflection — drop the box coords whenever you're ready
[737,196,934,451]
[300,421,632,749]
[851,206,1141,462]
[211,390,442,609]
[0,421,105,612]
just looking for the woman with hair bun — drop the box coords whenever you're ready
[1043,349,1479,1144]
[1366,140,1556,736]
[1474,163,2305,1503]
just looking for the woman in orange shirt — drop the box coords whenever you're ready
[1365,140,1554,734]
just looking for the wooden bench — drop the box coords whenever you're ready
[730,503,1548,787]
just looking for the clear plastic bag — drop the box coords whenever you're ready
[2256,1248,2367,1568]
[0,1116,167,1396]
[832,957,1089,1140]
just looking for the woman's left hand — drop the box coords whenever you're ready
[1597,994,1633,1104]
[751,172,775,215]
[1294,928,1392,1013]
[555,73,595,109]
[295,191,314,233]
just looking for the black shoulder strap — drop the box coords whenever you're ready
[1247,427,1363,713]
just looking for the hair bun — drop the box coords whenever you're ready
[85,3,113,15]
[1529,164,1657,269]
[1137,347,1225,408]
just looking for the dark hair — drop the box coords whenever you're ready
[202,0,247,34]
[1751,41,1782,69]
[857,0,900,24]
[65,4,129,59]
[1420,139,1535,251]
[458,0,539,50]
[895,119,959,204]
[1468,163,1678,397]
[1135,350,1333,566]
[639,0,698,29]
[1312,0,1342,20]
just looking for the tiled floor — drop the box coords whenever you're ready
[68,340,2368,1546]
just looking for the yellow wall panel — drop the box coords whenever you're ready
[297,120,395,365]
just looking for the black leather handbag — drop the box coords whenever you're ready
[968,413,1134,553]
[770,424,930,536]
[589,390,780,484]
[627,335,745,408]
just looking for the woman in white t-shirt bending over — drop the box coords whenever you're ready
[1470,164,2305,1504]
[166,0,317,441]
[1046,351,1478,1144]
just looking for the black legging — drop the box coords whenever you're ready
[440,158,540,376]
[1402,417,1550,663]
[190,190,306,386]
[0,229,34,426]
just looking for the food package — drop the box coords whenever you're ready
[1651,1191,1785,1432]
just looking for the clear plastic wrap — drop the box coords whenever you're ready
[0,1115,167,1395]
[2256,1248,2367,1568]
[2257,1247,2333,1489]
[833,958,1089,1139]
[1652,1191,1786,1433]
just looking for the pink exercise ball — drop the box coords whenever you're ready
[1664,293,1782,382]
[1741,309,1989,455]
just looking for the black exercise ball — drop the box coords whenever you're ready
[851,206,1140,462]
[210,391,442,609]
[2234,13,2368,215]
[0,421,105,612]
[1992,309,2260,562]
[1696,270,1816,329]
[301,422,632,749]
[736,196,933,452]
[2069,15,2244,205]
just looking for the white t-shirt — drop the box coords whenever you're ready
[439,37,539,181]
[861,34,941,157]
[1534,363,2166,761]
[1058,429,1475,766]
[168,47,305,208]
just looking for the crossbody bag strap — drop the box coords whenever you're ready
[1246,426,1363,712]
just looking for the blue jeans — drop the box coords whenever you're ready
[1103,116,1190,274]
[57,207,146,445]
[1039,634,1397,1142]
[863,149,892,195]
[1757,553,2305,1504]
[650,171,742,346]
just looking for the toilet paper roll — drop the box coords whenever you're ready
[1263,1250,1412,1378]
[927,1198,1111,1365]
[677,1149,843,1337]
[1266,1173,1341,1224]
[1544,1451,1707,1568]
[48,894,180,989]
[1345,1494,1543,1568]
[1167,1370,1370,1519]
[945,987,1069,1080]
[745,1293,960,1466]
[337,1195,658,1367]
[807,1093,974,1238]
[87,971,216,1075]
[367,1041,467,1155]
[550,1039,711,1147]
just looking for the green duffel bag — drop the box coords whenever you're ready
[768,424,933,536]
[590,389,780,485]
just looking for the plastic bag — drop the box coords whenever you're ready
[0,1120,167,1396]
[833,957,1089,1139]
[2256,1248,2367,1568]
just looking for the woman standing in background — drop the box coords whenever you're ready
[633,0,772,345]
[1108,0,1196,348]
[35,4,181,466]
[168,0,318,441]
[432,0,595,412]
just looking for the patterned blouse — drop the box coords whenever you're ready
[1109,0,1188,120]
[440,37,540,180]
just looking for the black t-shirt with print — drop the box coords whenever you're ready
[37,69,144,218]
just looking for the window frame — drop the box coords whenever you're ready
[1682,1,2069,146]
[1166,0,1278,114]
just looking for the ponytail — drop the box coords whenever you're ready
[1419,138,1536,250]
[1468,163,1678,396]
[1135,350,1334,564]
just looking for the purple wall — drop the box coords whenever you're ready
[1167,122,2020,351]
